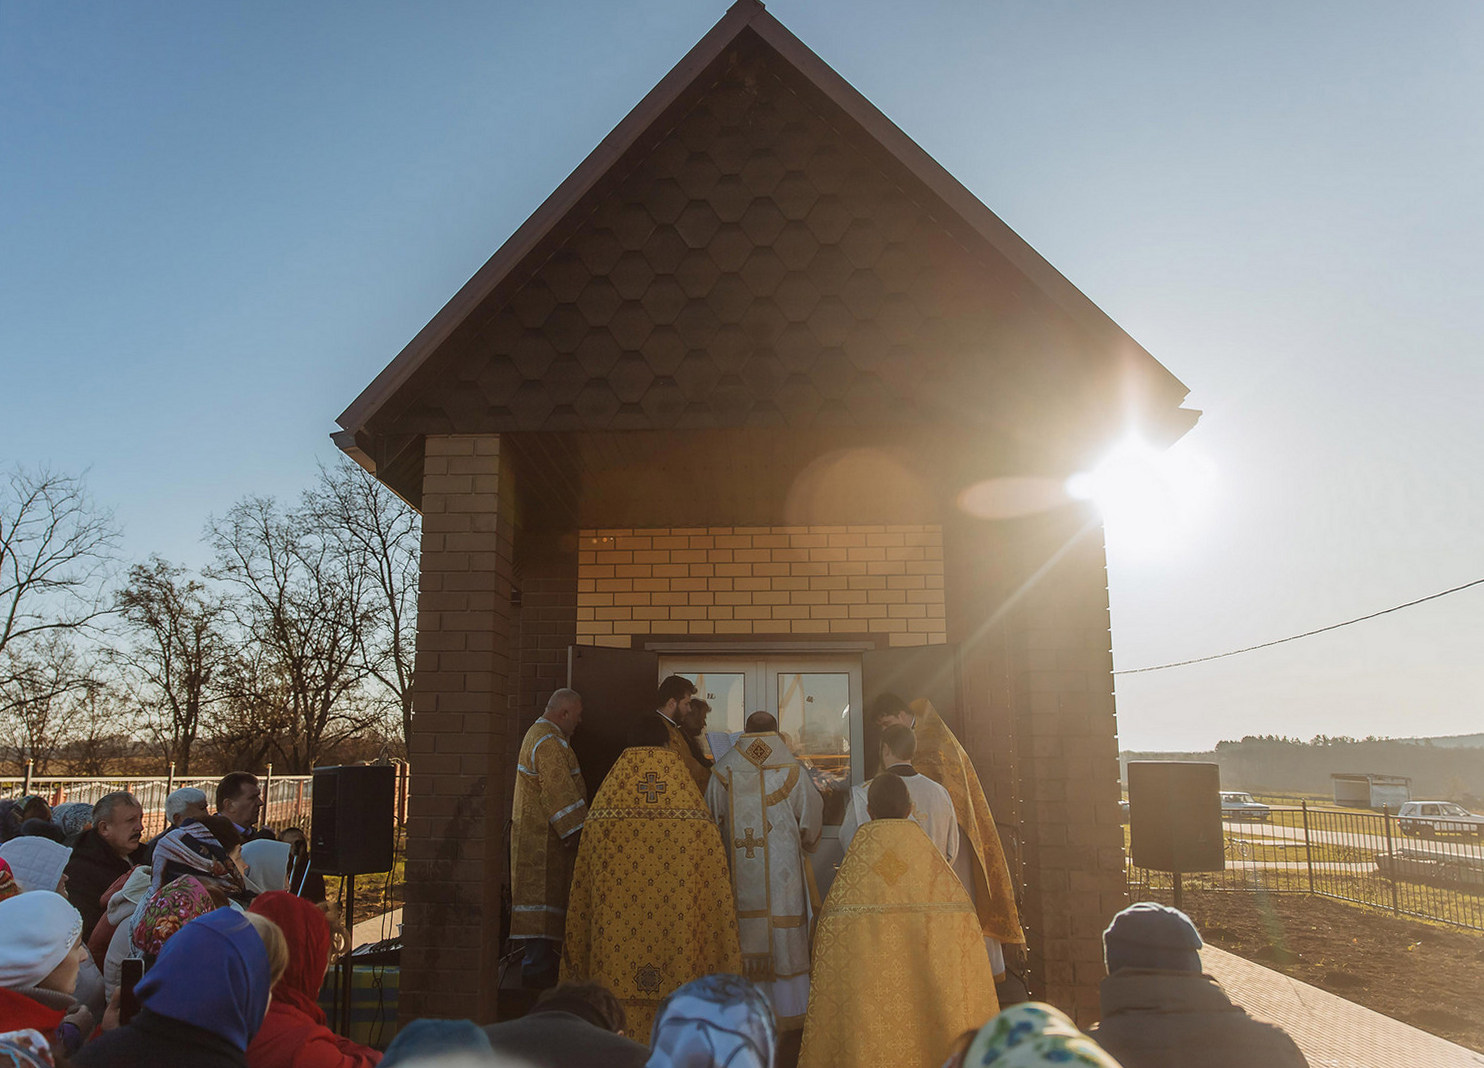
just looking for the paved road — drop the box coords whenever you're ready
[1226,816,1483,861]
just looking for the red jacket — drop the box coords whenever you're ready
[0,987,64,1034]
[244,892,380,1068]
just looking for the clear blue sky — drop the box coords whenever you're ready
[3,1,1480,749]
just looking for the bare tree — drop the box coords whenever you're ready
[0,467,118,660]
[113,557,226,774]
[0,634,96,773]
[65,681,143,776]
[207,496,376,772]
[308,461,419,745]
[204,638,290,771]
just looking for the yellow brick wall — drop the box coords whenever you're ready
[576,525,946,648]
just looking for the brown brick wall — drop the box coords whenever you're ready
[1007,509,1129,1026]
[575,525,945,646]
[401,434,517,1022]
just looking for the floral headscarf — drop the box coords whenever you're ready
[0,860,17,903]
[959,1003,1121,1067]
[0,1028,54,1068]
[648,974,777,1068]
[149,821,245,897]
[131,876,217,962]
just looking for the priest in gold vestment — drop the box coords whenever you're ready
[800,774,997,1068]
[510,688,587,987]
[561,715,742,1041]
[873,693,1024,976]
[704,711,823,1030]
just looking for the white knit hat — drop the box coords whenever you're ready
[0,837,71,895]
[0,891,83,990]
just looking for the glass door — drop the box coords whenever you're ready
[658,655,862,828]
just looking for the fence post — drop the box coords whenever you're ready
[22,760,32,796]
[1382,804,1400,915]
[263,763,273,828]
[165,762,175,796]
[1302,800,1315,894]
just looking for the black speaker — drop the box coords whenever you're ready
[311,765,395,875]
[1128,761,1225,874]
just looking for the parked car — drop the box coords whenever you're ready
[1220,791,1271,821]
[1397,800,1484,837]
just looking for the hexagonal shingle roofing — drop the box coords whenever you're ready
[335,0,1196,482]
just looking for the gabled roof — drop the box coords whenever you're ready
[335,0,1195,468]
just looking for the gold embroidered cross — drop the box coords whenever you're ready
[637,771,667,803]
[735,827,764,858]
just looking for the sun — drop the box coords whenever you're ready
[1066,437,1215,557]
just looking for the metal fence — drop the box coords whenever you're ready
[1127,802,1484,931]
[1,768,314,838]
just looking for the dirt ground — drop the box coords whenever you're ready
[1159,888,1484,1052]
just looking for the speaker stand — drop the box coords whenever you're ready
[339,874,356,1036]
[1172,870,1183,910]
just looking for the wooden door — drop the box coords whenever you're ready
[567,645,658,801]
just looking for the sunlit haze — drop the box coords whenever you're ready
[3,1,1480,751]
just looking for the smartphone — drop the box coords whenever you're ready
[120,957,144,1026]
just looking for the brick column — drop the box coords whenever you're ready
[401,434,517,1022]
[1007,506,1129,1026]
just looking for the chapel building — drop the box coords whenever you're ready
[335,0,1197,1026]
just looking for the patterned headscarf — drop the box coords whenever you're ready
[0,860,17,903]
[648,974,777,1068]
[149,821,245,897]
[959,1003,1122,1067]
[0,1028,53,1068]
[132,876,217,961]
[49,803,93,848]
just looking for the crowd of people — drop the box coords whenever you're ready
[0,684,1308,1067]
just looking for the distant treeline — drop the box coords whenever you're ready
[1122,735,1484,805]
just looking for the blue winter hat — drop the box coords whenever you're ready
[381,1018,494,1066]
[1103,901,1203,974]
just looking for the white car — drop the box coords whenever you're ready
[1220,792,1271,822]
[1397,801,1484,838]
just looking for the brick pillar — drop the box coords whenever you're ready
[1006,506,1129,1026]
[401,434,517,1023]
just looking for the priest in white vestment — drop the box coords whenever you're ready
[839,724,959,862]
[705,711,824,1030]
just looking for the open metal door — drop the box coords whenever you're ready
[861,644,959,775]
[567,645,658,801]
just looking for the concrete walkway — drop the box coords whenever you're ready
[1202,944,1484,1067]
[351,907,402,950]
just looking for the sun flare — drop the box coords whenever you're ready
[1067,437,1216,556]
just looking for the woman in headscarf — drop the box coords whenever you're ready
[241,840,294,896]
[131,876,219,967]
[50,803,94,849]
[148,816,250,905]
[0,892,93,1062]
[647,974,777,1068]
[73,908,287,1068]
[277,829,326,903]
[0,839,68,896]
[940,1003,1123,1068]
[0,859,17,903]
[245,891,381,1068]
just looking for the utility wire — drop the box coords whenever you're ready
[1114,576,1484,675]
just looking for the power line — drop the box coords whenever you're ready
[1113,576,1484,675]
